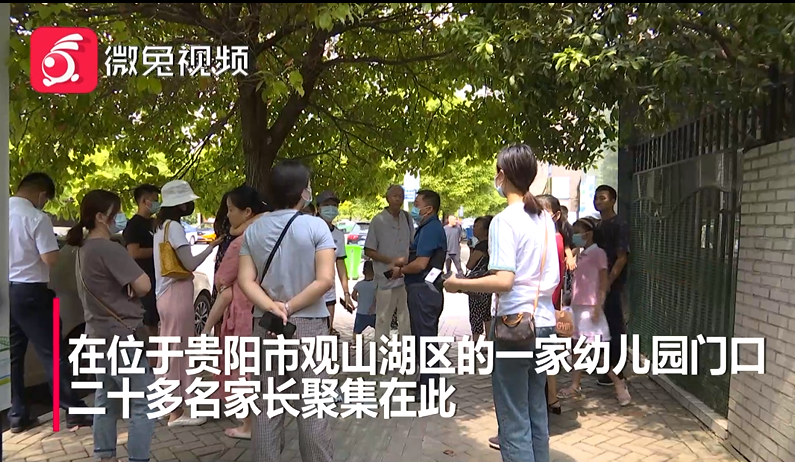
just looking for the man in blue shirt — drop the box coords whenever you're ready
[388,189,447,394]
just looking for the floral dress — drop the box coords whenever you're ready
[211,219,234,305]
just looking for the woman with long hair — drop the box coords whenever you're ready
[444,144,558,462]
[68,189,156,461]
[153,180,224,426]
[238,160,336,462]
[203,185,268,440]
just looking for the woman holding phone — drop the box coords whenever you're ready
[238,160,337,462]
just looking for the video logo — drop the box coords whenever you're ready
[30,27,98,94]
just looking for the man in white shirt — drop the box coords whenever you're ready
[8,173,90,432]
[364,185,414,347]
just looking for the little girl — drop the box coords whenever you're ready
[557,216,631,406]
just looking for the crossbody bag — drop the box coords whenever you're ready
[251,211,301,313]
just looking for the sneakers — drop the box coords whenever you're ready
[488,436,500,450]
[616,382,632,406]
[168,415,207,427]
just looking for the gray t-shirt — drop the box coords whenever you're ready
[444,224,463,254]
[76,238,146,341]
[240,209,336,318]
[364,208,414,290]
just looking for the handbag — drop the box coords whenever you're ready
[493,216,549,348]
[76,249,152,351]
[252,211,301,312]
[159,220,192,280]
[555,309,574,338]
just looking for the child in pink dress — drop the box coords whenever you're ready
[557,217,631,406]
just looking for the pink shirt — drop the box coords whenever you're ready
[571,244,607,306]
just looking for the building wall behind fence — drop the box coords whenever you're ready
[730,136,795,462]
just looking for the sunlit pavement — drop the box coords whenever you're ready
[3,289,741,462]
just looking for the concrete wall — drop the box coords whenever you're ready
[730,137,795,462]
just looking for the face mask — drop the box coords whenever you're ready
[494,177,505,198]
[471,236,479,247]
[319,205,339,222]
[36,193,48,210]
[149,200,161,214]
[410,206,423,224]
[181,202,195,217]
[301,187,313,206]
[572,233,586,248]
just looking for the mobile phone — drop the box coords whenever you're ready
[384,270,394,279]
[258,311,297,339]
[339,297,354,312]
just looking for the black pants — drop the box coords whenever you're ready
[406,282,444,387]
[604,285,626,371]
[9,283,86,424]
[445,254,463,276]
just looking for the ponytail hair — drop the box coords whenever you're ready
[65,189,122,247]
[496,144,542,216]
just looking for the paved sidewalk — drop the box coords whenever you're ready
[3,293,740,462]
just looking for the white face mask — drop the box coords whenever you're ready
[471,236,479,246]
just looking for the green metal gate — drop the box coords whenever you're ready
[628,110,744,417]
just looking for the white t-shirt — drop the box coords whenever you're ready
[153,220,191,299]
[324,225,347,303]
[488,203,559,328]
[8,197,60,283]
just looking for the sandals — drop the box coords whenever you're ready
[557,386,581,399]
[547,400,562,415]
[225,427,251,440]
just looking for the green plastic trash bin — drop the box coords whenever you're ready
[345,245,363,280]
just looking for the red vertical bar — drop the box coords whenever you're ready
[52,297,60,432]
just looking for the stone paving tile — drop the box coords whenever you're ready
[3,293,740,462]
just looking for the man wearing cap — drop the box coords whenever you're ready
[316,190,352,335]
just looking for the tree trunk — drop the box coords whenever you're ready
[239,79,277,196]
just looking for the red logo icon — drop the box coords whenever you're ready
[30,27,98,94]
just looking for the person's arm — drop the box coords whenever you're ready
[105,245,150,297]
[286,248,336,315]
[608,220,630,287]
[126,243,154,260]
[445,216,516,293]
[169,221,223,271]
[214,238,241,289]
[564,246,576,271]
[203,288,233,334]
[336,259,350,294]
[123,222,154,260]
[238,253,283,316]
[352,284,360,302]
[466,249,485,270]
[33,217,59,267]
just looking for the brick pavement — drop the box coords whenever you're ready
[3,292,740,462]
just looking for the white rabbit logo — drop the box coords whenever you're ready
[41,32,85,87]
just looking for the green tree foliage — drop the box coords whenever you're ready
[459,3,795,156]
[421,158,504,218]
[10,3,516,209]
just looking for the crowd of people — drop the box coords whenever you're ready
[7,143,630,462]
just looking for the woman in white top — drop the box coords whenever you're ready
[445,144,559,462]
[153,180,224,427]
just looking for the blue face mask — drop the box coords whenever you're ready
[572,233,586,248]
[410,206,423,224]
[149,200,161,215]
[495,177,506,198]
[319,205,339,222]
[111,213,128,234]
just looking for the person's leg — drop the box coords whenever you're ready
[468,298,482,339]
[528,327,553,462]
[8,286,31,428]
[253,323,288,461]
[491,343,534,461]
[292,318,334,462]
[412,284,443,388]
[326,302,337,334]
[600,288,626,385]
[444,255,452,276]
[92,370,120,461]
[394,286,412,337]
[374,289,396,346]
[125,354,157,461]
[452,254,463,276]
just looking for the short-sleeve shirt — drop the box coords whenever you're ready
[77,238,146,340]
[324,225,347,303]
[240,210,336,318]
[364,208,414,290]
[593,214,630,290]
[444,224,463,255]
[123,214,156,279]
[404,216,447,285]
[353,279,377,315]
[8,197,59,283]
[488,203,559,328]
[571,243,608,306]
[153,220,191,299]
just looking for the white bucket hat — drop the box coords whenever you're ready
[160,180,200,208]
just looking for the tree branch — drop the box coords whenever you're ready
[324,50,452,67]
